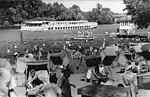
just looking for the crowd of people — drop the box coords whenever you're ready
[0,37,150,97]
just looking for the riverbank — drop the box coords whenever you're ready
[0,25,20,29]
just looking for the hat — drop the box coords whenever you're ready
[58,65,64,69]
[14,52,18,56]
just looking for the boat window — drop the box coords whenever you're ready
[26,23,42,26]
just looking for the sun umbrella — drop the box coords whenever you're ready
[141,44,150,51]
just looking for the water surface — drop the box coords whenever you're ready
[0,24,119,42]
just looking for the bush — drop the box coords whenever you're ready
[3,20,10,27]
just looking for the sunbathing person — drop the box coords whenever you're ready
[27,69,44,94]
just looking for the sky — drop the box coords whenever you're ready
[42,0,127,13]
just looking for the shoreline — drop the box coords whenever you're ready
[0,26,20,29]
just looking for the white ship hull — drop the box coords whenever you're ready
[21,20,98,31]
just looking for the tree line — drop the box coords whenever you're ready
[123,0,150,29]
[0,0,115,26]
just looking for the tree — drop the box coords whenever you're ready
[0,0,115,25]
[56,9,76,21]
[69,5,86,20]
[3,20,10,26]
[101,8,114,24]
[88,3,114,24]
[70,5,81,15]
[51,2,67,19]
[123,0,150,29]
[76,13,86,20]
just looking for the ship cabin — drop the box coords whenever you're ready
[119,16,135,35]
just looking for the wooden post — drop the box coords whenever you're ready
[20,31,23,44]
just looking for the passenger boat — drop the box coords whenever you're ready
[21,20,98,31]
[73,29,95,40]
[119,15,135,34]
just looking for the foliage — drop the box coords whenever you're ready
[0,1,115,25]
[123,0,150,29]
[3,21,10,26]
[88,3,115,24]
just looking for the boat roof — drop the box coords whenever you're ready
[120,19,132,22]
[25,21,46,23]
[25,20,89,23]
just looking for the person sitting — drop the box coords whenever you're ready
[27,69,44,94]
[93,63,109,84]
[86,63,109,84]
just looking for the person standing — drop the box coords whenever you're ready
[7,48,10,54]
[122,69,137,97]
[8,68,18,97]
[56,67,75,97]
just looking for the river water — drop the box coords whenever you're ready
[0,24,119,42]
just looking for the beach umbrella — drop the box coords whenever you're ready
[141,44,150,51]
